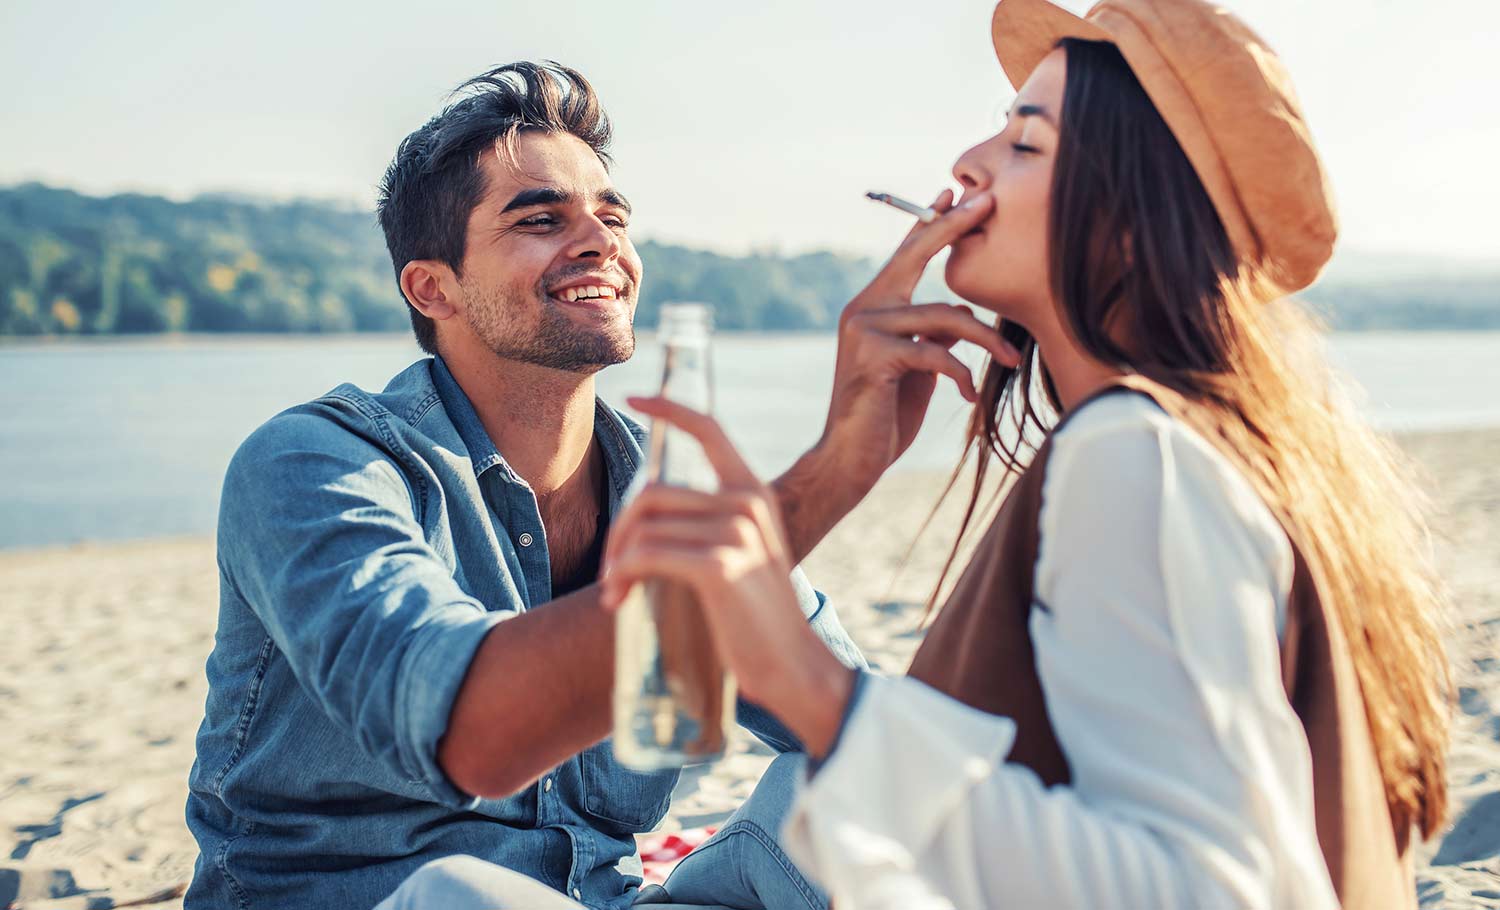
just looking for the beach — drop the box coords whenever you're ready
[1,428,1496,908]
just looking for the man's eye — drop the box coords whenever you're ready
[518,215,557,227]
[603,216,629,229]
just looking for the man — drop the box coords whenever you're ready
[184,62,864,909]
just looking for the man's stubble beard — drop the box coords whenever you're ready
[464,279,636,375]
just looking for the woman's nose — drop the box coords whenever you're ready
[952,139,993,192]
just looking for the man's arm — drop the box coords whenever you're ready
[437,584,615,798]
[220,409,621,803]
[226,408,866,806]
[219,410,519,809]
[440,452,866,797]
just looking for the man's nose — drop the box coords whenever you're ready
[566,216,622,261]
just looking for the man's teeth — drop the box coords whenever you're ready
[559,285,618,302]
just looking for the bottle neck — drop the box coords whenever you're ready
[648,336,716,490]
[659,338,712,413]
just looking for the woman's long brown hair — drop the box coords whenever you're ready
[931,38,1450,839]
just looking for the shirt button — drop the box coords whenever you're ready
[573,888,582,900]
[543,777,553,792]
[518,532,534,547]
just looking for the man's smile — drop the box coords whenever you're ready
[547,274,628,309]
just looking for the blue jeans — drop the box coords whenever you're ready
[375,753,828,910]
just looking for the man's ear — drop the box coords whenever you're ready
[400,260,460,322]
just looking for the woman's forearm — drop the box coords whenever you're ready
[756,629,858,763]
[771,446,870,565]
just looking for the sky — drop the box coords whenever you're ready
[2,0,1497,266]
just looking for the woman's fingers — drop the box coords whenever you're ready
[599,484,789,593]
[880,337,979,402]
[625,517,744,550]
[601,521,765,606]
[624,397,760,490]
[600,485,718,584]
[861,303,1022,368]
[600,540,718,610]
[862,191,994,302]
[891,189,956,249]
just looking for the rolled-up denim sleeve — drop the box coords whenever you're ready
[738,567,869,753]
[217,408,511,808]
[792,568,867,673]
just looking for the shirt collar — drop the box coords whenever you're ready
[430,355,645,501]
[431,355,507,479]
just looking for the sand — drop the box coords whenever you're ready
[1,429,1496,908]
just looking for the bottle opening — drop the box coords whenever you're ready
[657,302,713,343]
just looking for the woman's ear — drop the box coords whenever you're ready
[399,260,459,322]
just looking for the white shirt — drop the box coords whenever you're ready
[783,393,1339,909]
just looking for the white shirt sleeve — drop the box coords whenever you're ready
[782,393,1338,910]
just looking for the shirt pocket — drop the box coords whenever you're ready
[579,740,680,832]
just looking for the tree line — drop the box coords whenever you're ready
[1,183,1495,337]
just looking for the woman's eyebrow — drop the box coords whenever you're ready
[1011,103,1057,127]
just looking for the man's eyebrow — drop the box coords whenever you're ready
[499,186,632,216]
[599,188,632,215]
[501,186,572,214]
[1011,103,1057,127]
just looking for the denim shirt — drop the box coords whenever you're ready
[185,356,865,910]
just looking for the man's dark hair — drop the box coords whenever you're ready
[376,61,613,354]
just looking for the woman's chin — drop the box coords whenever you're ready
[944,261,1004,312]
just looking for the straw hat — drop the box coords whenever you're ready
[991,0,1338,293]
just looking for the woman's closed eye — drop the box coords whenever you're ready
[1011,142,1042,155]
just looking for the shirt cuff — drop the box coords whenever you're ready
[782,676,1018,896]
[394,608,512,809]
[806,667,871,777]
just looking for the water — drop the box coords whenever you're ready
[2,331,1497,551]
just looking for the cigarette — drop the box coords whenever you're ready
[866,191,938,223]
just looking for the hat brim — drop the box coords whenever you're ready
[992,0,1112,90]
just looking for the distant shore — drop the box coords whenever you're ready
[6,326,1500,346]
[1,427,1497,907]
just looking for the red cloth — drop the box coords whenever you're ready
[637,827,717,885]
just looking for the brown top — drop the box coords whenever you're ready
[906,374,1413,909]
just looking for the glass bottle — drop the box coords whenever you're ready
[612,303,736,770]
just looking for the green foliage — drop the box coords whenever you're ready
[0,183,886,338]
[632,242,877,331]
[1,183,1495,337]
[0,184,409,337]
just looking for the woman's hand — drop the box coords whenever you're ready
[602,396,854,758]
[772,190,1023,561]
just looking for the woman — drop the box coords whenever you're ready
[602,0,1451,907]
